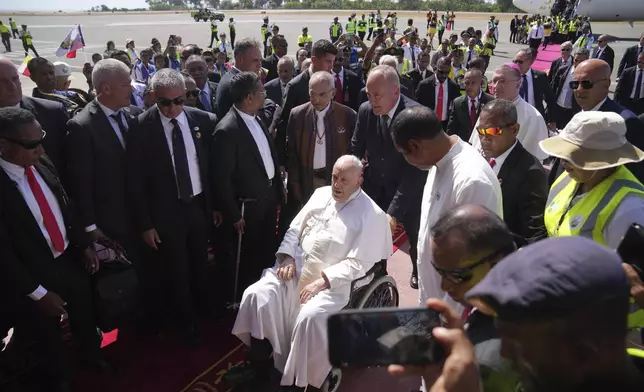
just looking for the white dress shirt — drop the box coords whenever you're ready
[0,158,70,300]
[631,68,644,99]
[235,106,275,180]
[417,138,503,303]
[491,140,517,176]
[313,103,330,170]
[529,25,544,40]
[434,80,449,121]
[158,110,203,197]
[556,66,576,108]
[97,100,128,148]
[586,97,608,112]
[403,43,422,67]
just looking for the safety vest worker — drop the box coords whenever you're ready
[261,17,269,41]
[20,29,32,46]
[210,20,218,34]
[357,17,368,34]
[399,57,412,75]
[9,19,17,30]
[298,28,312,48]
[0,24,9,34]
[346,18,356,35]
[330,17,342,41]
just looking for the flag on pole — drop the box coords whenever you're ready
[18,56,33,76]
[56,25,85,59]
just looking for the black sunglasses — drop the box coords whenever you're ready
[512,59,525,65]
[561,48,572,52]
[569,78,607,90]
[157,96,185,107]
[432,245,515,285]
[186,90,200,98]
[2,130,46,150]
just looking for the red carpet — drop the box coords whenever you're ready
[532,43,561,74]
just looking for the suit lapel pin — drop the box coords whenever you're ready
[194,127,201,138]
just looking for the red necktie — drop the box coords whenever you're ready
[470,98,477,127]
[335,73,343,103]
[25,167,65,253]
[488,158,496,168]
[461,306,473,321]
[436,82,444,121]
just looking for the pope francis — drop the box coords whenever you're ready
[229,155,393,392]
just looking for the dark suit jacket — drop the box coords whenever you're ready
[497,142,548,242]
[592,45,615,72]
[618,45,642,77]
[357,82,413,107]
[214,68,241,120]
[350,95,425,222]
[264,78,285,107]
[415,76,460,120]
[210,107,283,224]
[65,100,142,241]
[614,66,644,115]
[196,81,219,114]
[0,156,87,300]
[287,102,356,204]
[526,69,556,123]
[276,69,312,166]
[547,57,572,84]
[20,96,69,174]
[337,68,364,112]
[262,54,280,84]
[406,68,434,93]
[127,106,216,234]
[446,92,494,141]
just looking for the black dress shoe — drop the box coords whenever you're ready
[410,273,418,289]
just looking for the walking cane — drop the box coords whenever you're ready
[227,197,257,310]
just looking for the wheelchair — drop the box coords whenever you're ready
[320,259,399,392]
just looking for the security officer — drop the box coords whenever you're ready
[329,16,343,43]
[19,24,38,58]
[261,16,270,44]
[229,17,236,49]
[0,21,10,52]
[297,26,312,48]
[9,17,18,39]
[346,14,357,40]
[367,12,376,41]
[209,17,219,48]
[357,14,368,41]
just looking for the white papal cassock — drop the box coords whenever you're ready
[232,186,392,388]
[469,95,549,161]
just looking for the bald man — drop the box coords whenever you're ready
[591,34,615,72]
[0,58,68,172]
[548,59,644,184]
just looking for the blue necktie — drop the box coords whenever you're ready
[200,89,212,112]
[520,74,529,101]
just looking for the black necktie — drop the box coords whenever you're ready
[110,112,128,146]
[170,118,193,202]
[381,114,390,143]
[410,45,416,68]
[635,70,643,101]
[520,74,529,101]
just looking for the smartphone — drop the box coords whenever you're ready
[617,223,644,280]
[327,307,445,368]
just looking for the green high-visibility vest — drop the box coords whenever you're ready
[369,17,376,28]
[10,20,17,29]
[210,21,218,33]
[330,23,341,38]
[20,30,32,45]
[0,25,9,33]
[357,20,368,32]
[346,20,356,34]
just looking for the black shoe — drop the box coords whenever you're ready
[410,273,418,289]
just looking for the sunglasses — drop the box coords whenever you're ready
[476,126,508,136]
[157,96,185,107]
[561,48,572,52]
[569,78,607,90]
[2,130,47,150]
[512,59,525,65]
[186,90,200,98]
[432,246,514,284]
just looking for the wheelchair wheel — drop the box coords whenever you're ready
[355,275,399,309]
[320,367,342,392]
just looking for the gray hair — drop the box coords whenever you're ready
[334,154,363,172]
[92,58,130,91]
[150,68,185,92]
[496,64,521,80]
[310,70,334,90]
[516,48,534,60]
[481,99,518,124]
[378,54,398,68]
[233,37,261,59]
[573,47,591,58]
[368,64,400,89]
[561,41,573,49]
[277,56,294,69]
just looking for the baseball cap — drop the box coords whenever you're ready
[465,236,630,322]
[53,61,75,80]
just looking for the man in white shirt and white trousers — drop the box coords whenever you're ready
[469,63,549,162]
[230,155,392,391]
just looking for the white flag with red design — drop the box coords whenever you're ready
[55,24,85,59]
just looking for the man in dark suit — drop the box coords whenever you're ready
[331,49,364,112]
[447,69,494,141]
[261,34,288,84]
[513,48,556,128]
[0,59,69,173]
[127,69,217,345]
[592,35,615,73]
[351,65,426,288]
[549,48,589,129]
[264,56,294,107]
[357,78,413,106]
[617,33,644,78]
[614,51,644,116]
[547,41,573,84]
[510,15,519,43]
[65,59,143,264]
[211,72,283,301]
[0,107,107,392]
[215,37,263,119]
[185,55,218,114]
[475,100,547,242]
[406,51,433,93]
[415,57,460,131]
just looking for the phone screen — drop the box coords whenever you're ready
[617,223,644,278]
[327,307,444,368]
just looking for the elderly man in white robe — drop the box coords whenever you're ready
[229,154,392,392]
[469,63,549,162]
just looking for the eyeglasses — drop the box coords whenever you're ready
[2,130,47,150]
[569,78,608,90]
[186,89,200,98]
[157,96,185,107]
[432,246,514,284]
[476,126,507,136]
[561,48,572,52]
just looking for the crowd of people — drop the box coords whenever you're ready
[1,7,644,392]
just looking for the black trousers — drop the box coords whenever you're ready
[509,29,517,43]
[230,33,235,49]
[358,31,366,41]
[11,28,19,38]
[1,32,10,51]
[209,32,219,48]
[22,42,38,57]
[145,195,210,329]
[552,104,575,130]
[529,38,542,51]
[7,250,101,383]
[367,28,373,40]
[542,36,551,48]
[400,214,419,275]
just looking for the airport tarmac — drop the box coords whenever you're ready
[0,10,642,94]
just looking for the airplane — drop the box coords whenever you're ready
[512,0,644,22]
